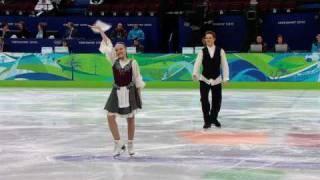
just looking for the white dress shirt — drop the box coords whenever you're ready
[193,45,230,86]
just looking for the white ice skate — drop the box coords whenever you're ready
[113,141,126,158]
[127,141,135,156]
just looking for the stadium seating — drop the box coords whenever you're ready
[0,1,319,16]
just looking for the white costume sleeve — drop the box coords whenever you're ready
[193,51,203,77]
[220,49,230,81]
[132,60,145,89]
[99,39,117,64]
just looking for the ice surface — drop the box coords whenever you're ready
[0,89,320,180]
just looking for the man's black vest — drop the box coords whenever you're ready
[202,46,221,79]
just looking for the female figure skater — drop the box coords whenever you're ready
[90,25,145,157]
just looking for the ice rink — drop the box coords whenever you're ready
[1,88,320,180]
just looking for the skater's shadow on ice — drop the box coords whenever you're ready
[52,154,215,164]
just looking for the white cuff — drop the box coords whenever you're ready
[99,40,112,54]
[135,77,145,89]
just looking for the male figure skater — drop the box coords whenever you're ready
[193,31,229,129]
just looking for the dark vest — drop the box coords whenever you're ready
[112,60,133,87]
[201,46,221,79]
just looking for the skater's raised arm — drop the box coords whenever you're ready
[90,25,116,64]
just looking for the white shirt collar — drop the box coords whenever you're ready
[206,45,216,50]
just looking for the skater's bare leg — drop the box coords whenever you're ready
[107,114,120,140]
[127,117,135,156]
[108,114,126,157]
[127,117,135,141]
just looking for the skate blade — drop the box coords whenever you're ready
[113,154,121,158]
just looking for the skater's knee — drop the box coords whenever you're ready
[107,113,116,119]
[127,117,135,122]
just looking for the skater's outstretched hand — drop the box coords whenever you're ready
[89,24,111,46]
[88,25,102,32]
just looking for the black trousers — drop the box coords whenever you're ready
[200,81,222,124]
